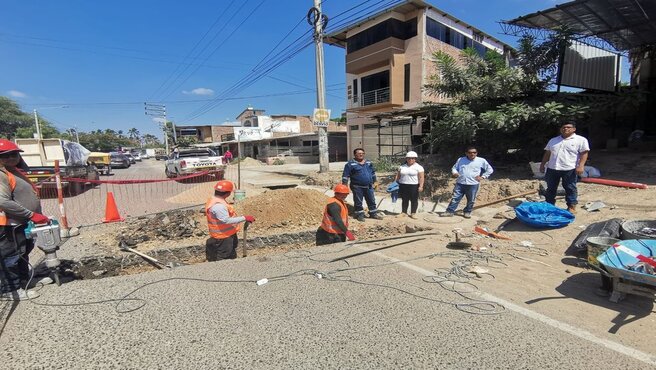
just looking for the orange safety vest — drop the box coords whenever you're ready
[320,197,349,234]
[0,169,16,225]
[205,197,240,239]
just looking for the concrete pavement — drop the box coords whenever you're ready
[1,239,653,369]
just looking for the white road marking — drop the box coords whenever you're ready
[364,247,656,366]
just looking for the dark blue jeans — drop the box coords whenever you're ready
[544,168,578,206]
[446,183,479,213]
[0,225,34,293]
[350,185,378,216]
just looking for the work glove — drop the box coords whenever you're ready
[30,213,50,224]
[345,231,355,241]
[373,181,379,190]
[244,215,255,223]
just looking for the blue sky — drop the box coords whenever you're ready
[2,0,617,140]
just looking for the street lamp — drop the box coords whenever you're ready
[33,105,68,140]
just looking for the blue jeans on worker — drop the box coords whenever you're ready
[350,185,378,217]
[446,183,479,213]
[544,168,578,206]
[0,225,34,293]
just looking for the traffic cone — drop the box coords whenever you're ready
[102,192,124,223]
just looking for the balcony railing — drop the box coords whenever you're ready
[360,87,390,106]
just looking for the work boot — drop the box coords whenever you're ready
[463,212,472,219]
[440,212,454,217]
[396,213,407,218]
[356,214,365,222]
[370,213,384,220]
[0,288,40,301]
[567,205,577,214]
[409,213,418,219]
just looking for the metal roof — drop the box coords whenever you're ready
[503,0,656,51]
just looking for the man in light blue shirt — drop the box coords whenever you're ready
[441,146,493,219]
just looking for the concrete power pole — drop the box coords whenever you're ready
[311,0,330,173]
[145,103,169,153]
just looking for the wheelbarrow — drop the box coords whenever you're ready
[596,239,656,303]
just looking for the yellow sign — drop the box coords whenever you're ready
[313,108,331,127]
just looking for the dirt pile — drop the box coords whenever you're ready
[234,188,329,232]
[116,209,207,246]
[239,157,265,167]
[304,172,341,187]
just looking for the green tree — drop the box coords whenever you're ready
[0,97,35,138]
[425,33,588,160]
[141,134,161,147]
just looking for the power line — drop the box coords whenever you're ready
[156,0,268,102]
[149,0,239,101]
[180,0,401,123]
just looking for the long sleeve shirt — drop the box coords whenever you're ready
[451,157,493,185]
[326,202,348,233]
[209,203,245,224]
[0,167,41,224]
[342,159,377,187]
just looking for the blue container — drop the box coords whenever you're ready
[597,239,656,286]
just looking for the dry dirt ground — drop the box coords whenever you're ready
[52,149,656,355]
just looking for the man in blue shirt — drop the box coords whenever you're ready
[441,146,493,219]
[342,148,383,222]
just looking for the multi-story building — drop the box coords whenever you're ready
[326,0,513,158]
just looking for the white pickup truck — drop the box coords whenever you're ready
[164,148,225,178]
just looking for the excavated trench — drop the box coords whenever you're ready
[67,230,319,280]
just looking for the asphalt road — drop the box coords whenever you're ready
[1,241,653,369]
[38,159,221,226]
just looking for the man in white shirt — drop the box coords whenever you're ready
[441,146,493,219]
[540,121,590,214]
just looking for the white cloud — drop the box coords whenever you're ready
[182,87,214,96]
[152,117,166,123]
[7,90,27,98]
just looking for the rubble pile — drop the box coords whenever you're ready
[116,209,207,246]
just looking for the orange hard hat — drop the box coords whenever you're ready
[214,180,234,192]
[333,184,350,194]
[0,139,23,155]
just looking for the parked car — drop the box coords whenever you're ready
[110,152,131,168]
[165,148,225,178]
[155,153,169,161]
[130,151,142,161]
[125,153,136,164]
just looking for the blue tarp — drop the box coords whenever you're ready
[515,202,575,228]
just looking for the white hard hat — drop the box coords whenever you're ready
[405,151,418,158]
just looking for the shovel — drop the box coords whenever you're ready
[242,221,251,258]
[119,242,186,269]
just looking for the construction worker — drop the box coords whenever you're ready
[205,180,255,261]
[342,148,383,222]
[0,139,52,300]
[316,184,356,246]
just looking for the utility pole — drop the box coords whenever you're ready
[33,109,41,140]
[145,103,169,153]
[310,0,330,173]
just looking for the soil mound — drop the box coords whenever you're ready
[239,157,265,167]
[234,188,329,231]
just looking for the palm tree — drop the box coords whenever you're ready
[128,127,140,140]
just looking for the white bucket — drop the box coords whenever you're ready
[529,162,545,179]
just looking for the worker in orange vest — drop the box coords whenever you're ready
[205,180,255,261]
[316,184,356,246]
[0,139,52,300]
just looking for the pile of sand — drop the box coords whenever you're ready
[234,188,329,232]
[239,157,265,167]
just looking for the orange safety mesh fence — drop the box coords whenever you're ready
[35,162,241,227]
